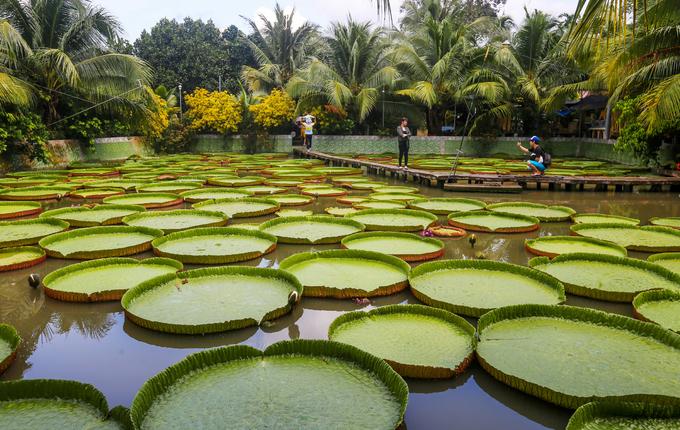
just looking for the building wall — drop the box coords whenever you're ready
[189,134,292,154]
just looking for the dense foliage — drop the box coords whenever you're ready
[249,89,296,131]
[185,89,242,135]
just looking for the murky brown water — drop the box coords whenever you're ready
[1,175,678,430]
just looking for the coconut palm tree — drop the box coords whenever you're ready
[0,0,151,122]
[241,4,320,94]
[287,18,398,123]
[561,0,680,132]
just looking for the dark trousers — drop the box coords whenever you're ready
[398,140,409,166]
[305,134,313,149]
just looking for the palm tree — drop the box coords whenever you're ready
[392,2,489,133]
[287,18,398,124]
[0,0,151,122]
[563,0,680,132]
[241,4,320,94]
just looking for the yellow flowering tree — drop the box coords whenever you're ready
[185,88,242,134]
[143,88,170,140]
[249,89,295,131]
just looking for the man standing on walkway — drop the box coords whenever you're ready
[397,117,411,170]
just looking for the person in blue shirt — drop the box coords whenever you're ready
[517,136,547,176]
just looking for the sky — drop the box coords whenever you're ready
[96,0,579,40]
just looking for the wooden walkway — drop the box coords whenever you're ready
[294,147,680,192]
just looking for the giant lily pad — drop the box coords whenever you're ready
[408,198,486,215]
[448,210,540,233]
[571,213,640,225]
[0,218,69,248]
[529,253,680,302]
[42,257,182,302]
[152,227,277,264]
[354,200,407,210]
[260,216,364,244]
[280,249,410,298]
[373,186,420,194]
[0,379,130,428]
[329,305,475,378]
[39,226,163,259]
[325,206,358,216]
[122,266,302,334]
[103,193,183,209]
[368,192,422,202]
[137,182,201,193]
[650,217,680,229]
[410,260,565,317]
[267,194,315,206]
[0,201,42,219]
[486,202,575,222]
[346,209,437,232]
[207,176,265,187]
[341,231,444,262]
[571,223,680,252]
[179,188,253,203]
[130,340,407,429]
[633,289,680,333]
[301,187,348,197]
[476,304,680,408]
[193,198,280,218]
[0,246,46,272]
[40,204,146,227]
[648,253,680,275]
[0,185,73,201]
[525,236,628,258]
[567,400,680,430]
[238,185,287,195]
[0,324,20,375]
[122,210,228,233]
[69,188,125,199]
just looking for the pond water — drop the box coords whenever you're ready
[1,173,679,430]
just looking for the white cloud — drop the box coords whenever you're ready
[254,5,308,30]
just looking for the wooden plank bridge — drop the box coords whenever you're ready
[294,147,680,193]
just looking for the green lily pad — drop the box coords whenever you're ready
[122,210,228,233]
[0,324,20,375]
[260,216,365,244]
[571,213,640,225]
[408,198,486,215]
[0,246,46,272]
[280,249,410,298]
[122,266,302,334]
[136,182,202,193]
[42,257,182,302]
[0,379,129,429]
[130,340,407,429]
[152,227,277,264]
[329,305,475,378]
[300,187,348,197]
[325,207,358,216]
[179,188,253,203]
[346,209,437,232]
[477,305,680,408]
[368,192,422,202]
[85,179,148,190]
[410,259,565,317]
[0,201,42,219]
[193,198,279,218]
[103,193,183,209]
[650,217,680,229]
[238,185,287,195]
[571,223,680,252]
[336,196,369,205]
[448,210,540,233]
[40,204,146,227]
[372,186,420,194]
[0,218,69,248]
[207,176,265,187]
[354,200,407,210]
[69,188,125,199]
[486,202,575,222]
[633,289,680,333]
[0,185,73,201]
[341,232,444,262]
[39,226,163,259]
[567,400,680,430]
[267,194,315,206]
[529,253,680,302]
[525,236,628,258]
[648,253,680,275]
[263,179,300,187]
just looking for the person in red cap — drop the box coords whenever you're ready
[517,136,548,176]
